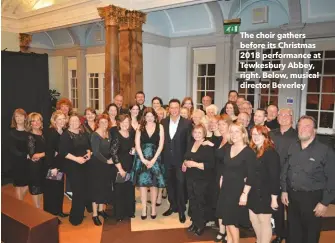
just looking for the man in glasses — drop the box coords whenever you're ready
[269,108,298,243]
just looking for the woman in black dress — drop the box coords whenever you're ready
[111,114,136,221]
[216,122,256,243]
[8,109,29,200]
[248,125,280,243]
[44,110,68,219]
[204,114,233,242]
[82,108,97,136]
[59,114,91,226]
[88,114,115,226]
[183,124,215,236]
[26,112,46,208]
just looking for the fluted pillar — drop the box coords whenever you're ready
[98,5,127,105]
[119,10,146,107]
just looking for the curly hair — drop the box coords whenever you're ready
[56,98,73,114]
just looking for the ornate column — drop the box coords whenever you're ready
[98,5,127,106]
[19,33,32,53]
[119,10,146,107]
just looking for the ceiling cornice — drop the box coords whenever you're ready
[1,0,215,33]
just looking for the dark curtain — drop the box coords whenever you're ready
[1,51,51,182]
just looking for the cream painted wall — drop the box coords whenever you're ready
[169,47,188,101]
[48,56,65,96]
[143,43,170,105]
[1,31,19,52]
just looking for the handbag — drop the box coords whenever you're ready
[115,172,131,183]
[46,169,63,181]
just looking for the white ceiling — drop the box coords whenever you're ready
[1,0,71,14]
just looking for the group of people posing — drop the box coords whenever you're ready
[8,90,335,243]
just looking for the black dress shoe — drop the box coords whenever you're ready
[272,237,284,243]
[116,218,123,222]
[58,212,70,218]
[129,214,135,218]
[151,214,157,219]
[179,213,186,223]
[98,211,109,220]
[141,214,147,220]
[214,232,227,242]
[187,223,196,232]
[92,216,102,226]
[194,227,204,236]
[163,208,176,216]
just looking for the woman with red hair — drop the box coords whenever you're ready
[248,125,280,243]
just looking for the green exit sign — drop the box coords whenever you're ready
[224,24,240,34]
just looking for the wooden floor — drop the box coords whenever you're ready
[2,184,335,243]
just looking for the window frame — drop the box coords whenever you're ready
[192,63,216,108]
[68,69,78,111]
[86,72,105,113]
[300,38,335,135]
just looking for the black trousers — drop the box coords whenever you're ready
[114,181,135,219]
[43,177,64,215]
[272,191,287,237]
[287,189,323,243]
[187,177,208,230]
[165,165,186,213]
[67,167,87,226]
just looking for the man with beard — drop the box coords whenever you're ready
[281,115,335,243]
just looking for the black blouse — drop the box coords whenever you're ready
[184,141,215,179]
[110,130,135,172]
[27,133,46,158]
[45,128,63,170]
[90,132,113,164]
[8,129,28,158]
[253,148,280,196]
[59,130,90,158]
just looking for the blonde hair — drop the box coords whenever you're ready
[192,109,205,119]
[11,108,27,128]
[156,107,167,119]
[50,110,65,129]
[25,112,43,132]
[180,107,190,119]
[227,122,249,145]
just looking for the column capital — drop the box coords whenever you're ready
[98,5,127,26]
[119,10,146,31]
[19,33,32,52]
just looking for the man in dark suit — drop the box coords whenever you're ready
[135,91,146,119]
[161,99,192,223]
[114,94,129,115]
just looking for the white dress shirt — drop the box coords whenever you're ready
[169,116,181,139]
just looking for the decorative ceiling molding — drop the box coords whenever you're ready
[206,1,224,35]
[1,0,216,33]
